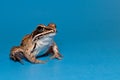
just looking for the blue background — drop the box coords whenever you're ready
[0,0,120,80]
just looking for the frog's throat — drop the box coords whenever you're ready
[32,30,55,42]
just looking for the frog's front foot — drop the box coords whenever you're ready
[50,42,63,60]
[50,53,63,60]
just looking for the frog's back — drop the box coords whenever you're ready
[20,34,32,46]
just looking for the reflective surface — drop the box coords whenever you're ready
[0,0,120,80]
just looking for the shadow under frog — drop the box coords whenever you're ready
[10,23,62,64]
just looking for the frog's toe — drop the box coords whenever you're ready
[56,56,62,60]
[34,59,48,64]
[50,55,63,60]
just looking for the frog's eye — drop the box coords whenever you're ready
[37,26,42,30]
[37,26,44,32]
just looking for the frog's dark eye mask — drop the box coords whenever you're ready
[32,24,45,38]
[32,24,56,40]
[37,27,44,32]
[36,24,46,33]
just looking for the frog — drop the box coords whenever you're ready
[10,23,62,64]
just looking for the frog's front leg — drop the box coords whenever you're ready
[36,42,63,60]
[50,42,63,60]
[23,52,46,64]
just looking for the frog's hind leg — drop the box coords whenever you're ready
[24,52,47,64]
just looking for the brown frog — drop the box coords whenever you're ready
[10,23,62,64]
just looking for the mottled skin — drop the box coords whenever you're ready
[10,23,62,64]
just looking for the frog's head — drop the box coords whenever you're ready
[32,23,57,41]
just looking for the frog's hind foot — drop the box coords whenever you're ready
[33,59,47,64]
[24,53,47,64]
[10,46,24,64]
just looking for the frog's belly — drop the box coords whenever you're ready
[32,38,53,56]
